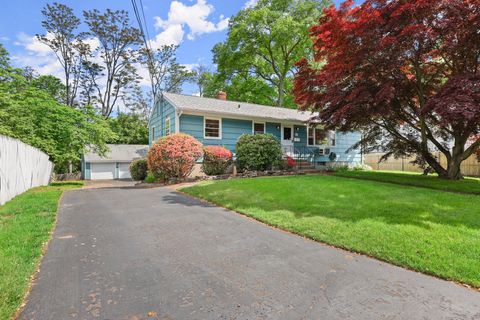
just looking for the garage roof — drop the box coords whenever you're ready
[83,144,148,162]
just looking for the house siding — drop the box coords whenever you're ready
[149,98,177,146]
[179,114,252,151]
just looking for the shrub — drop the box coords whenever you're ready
[236,134,282,171]
[129,159,148,181]
[202,146,233,175]
[147,133,203,181]
[144,171,156,183]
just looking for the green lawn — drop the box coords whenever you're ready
[0,182,83,319]
[333,170,480,195]
[181,175,480,287]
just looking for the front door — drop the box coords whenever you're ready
[281,125,294,155]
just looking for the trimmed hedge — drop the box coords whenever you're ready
[147,133,203,181]
[129,159,148,181]
[202,146,233,175]
[235,134,282,171]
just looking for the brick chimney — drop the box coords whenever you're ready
[217,91,227,100]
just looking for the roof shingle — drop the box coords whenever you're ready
[163,92,316,122]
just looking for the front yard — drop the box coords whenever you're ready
[0,182,83,319]
[181,174,480,288]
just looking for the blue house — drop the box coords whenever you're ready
[149,92,362,168]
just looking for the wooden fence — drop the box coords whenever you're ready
[364,152,480,177]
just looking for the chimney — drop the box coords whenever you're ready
[217,91,227,100]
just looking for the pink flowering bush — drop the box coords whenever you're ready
[147,133,203,181]
[202,145,233,175]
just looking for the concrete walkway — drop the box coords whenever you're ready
[19,187,480,320]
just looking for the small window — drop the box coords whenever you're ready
[165,117,171,136]
[253,122,265,135]
[204,118,221,139]
[152,127,155,140]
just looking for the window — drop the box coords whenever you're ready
[204,118,221,139]
[308,127,335,146]
[253,122,265,135]
[152,126,155,140]
[165,117,171,136]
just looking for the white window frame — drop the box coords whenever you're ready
[307,127,336,147]
[204,117,222,140]
[165,117,171,136]
[252,122,266,135]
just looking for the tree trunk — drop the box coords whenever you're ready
[441,155,463,180]
[277,77,285,107]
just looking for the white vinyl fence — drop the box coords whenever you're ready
[0,135,53,205]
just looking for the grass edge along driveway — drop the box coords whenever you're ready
[181,175,480,288]
[0,182,83,319]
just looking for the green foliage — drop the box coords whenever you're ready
[108,113,149,144]
[31,75,66,104]
[0,46,115,172]
[182,175,480,287]
[235,134,282,171]
[213,0,329,107]
[202,146,233,175]
[129,159,148,181]
[0,183,82,319]
[144,171,157,183]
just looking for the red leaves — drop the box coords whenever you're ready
[293,0,480,136]
[425,74,480,133]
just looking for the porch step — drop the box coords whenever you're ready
[295,160,315,169]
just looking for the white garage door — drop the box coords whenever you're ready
[118,163,131,179]
[91,162,115,180]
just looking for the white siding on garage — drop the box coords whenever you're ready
[118,163,131,179]
[91,163,116,180]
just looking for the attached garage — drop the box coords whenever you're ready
[82,144,148,180]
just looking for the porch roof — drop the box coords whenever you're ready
[163,92,318,123]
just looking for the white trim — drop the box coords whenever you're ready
[252,121,266,134]
[175,111,181,133]
[181,110,307,126]
[165,117,171,136]
[203,117,222,140]
[281,124,294,144]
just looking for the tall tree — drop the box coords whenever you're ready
[82,9,142,118]
[107,113,149,145]
[37,2,82,106]
[139,44,195,105]
[213,0,329,107]
[193,64,210,97]
[0,46,114,172]
[294,0,480,180]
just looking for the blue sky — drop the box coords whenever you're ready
[0,0,346,95]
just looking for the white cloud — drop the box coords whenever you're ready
[244,0,258,8]
[12,32,64,79]
[152,0,229,47]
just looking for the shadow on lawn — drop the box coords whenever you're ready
[179,181,480,231]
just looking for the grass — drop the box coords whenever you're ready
[333,170,480,195]
[0,181,83,319]
[181,175,480,288]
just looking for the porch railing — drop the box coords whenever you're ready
[281,146,323,169]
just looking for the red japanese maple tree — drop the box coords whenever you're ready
[294,0,480,179]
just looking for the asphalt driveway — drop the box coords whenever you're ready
[19,187,480,320]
